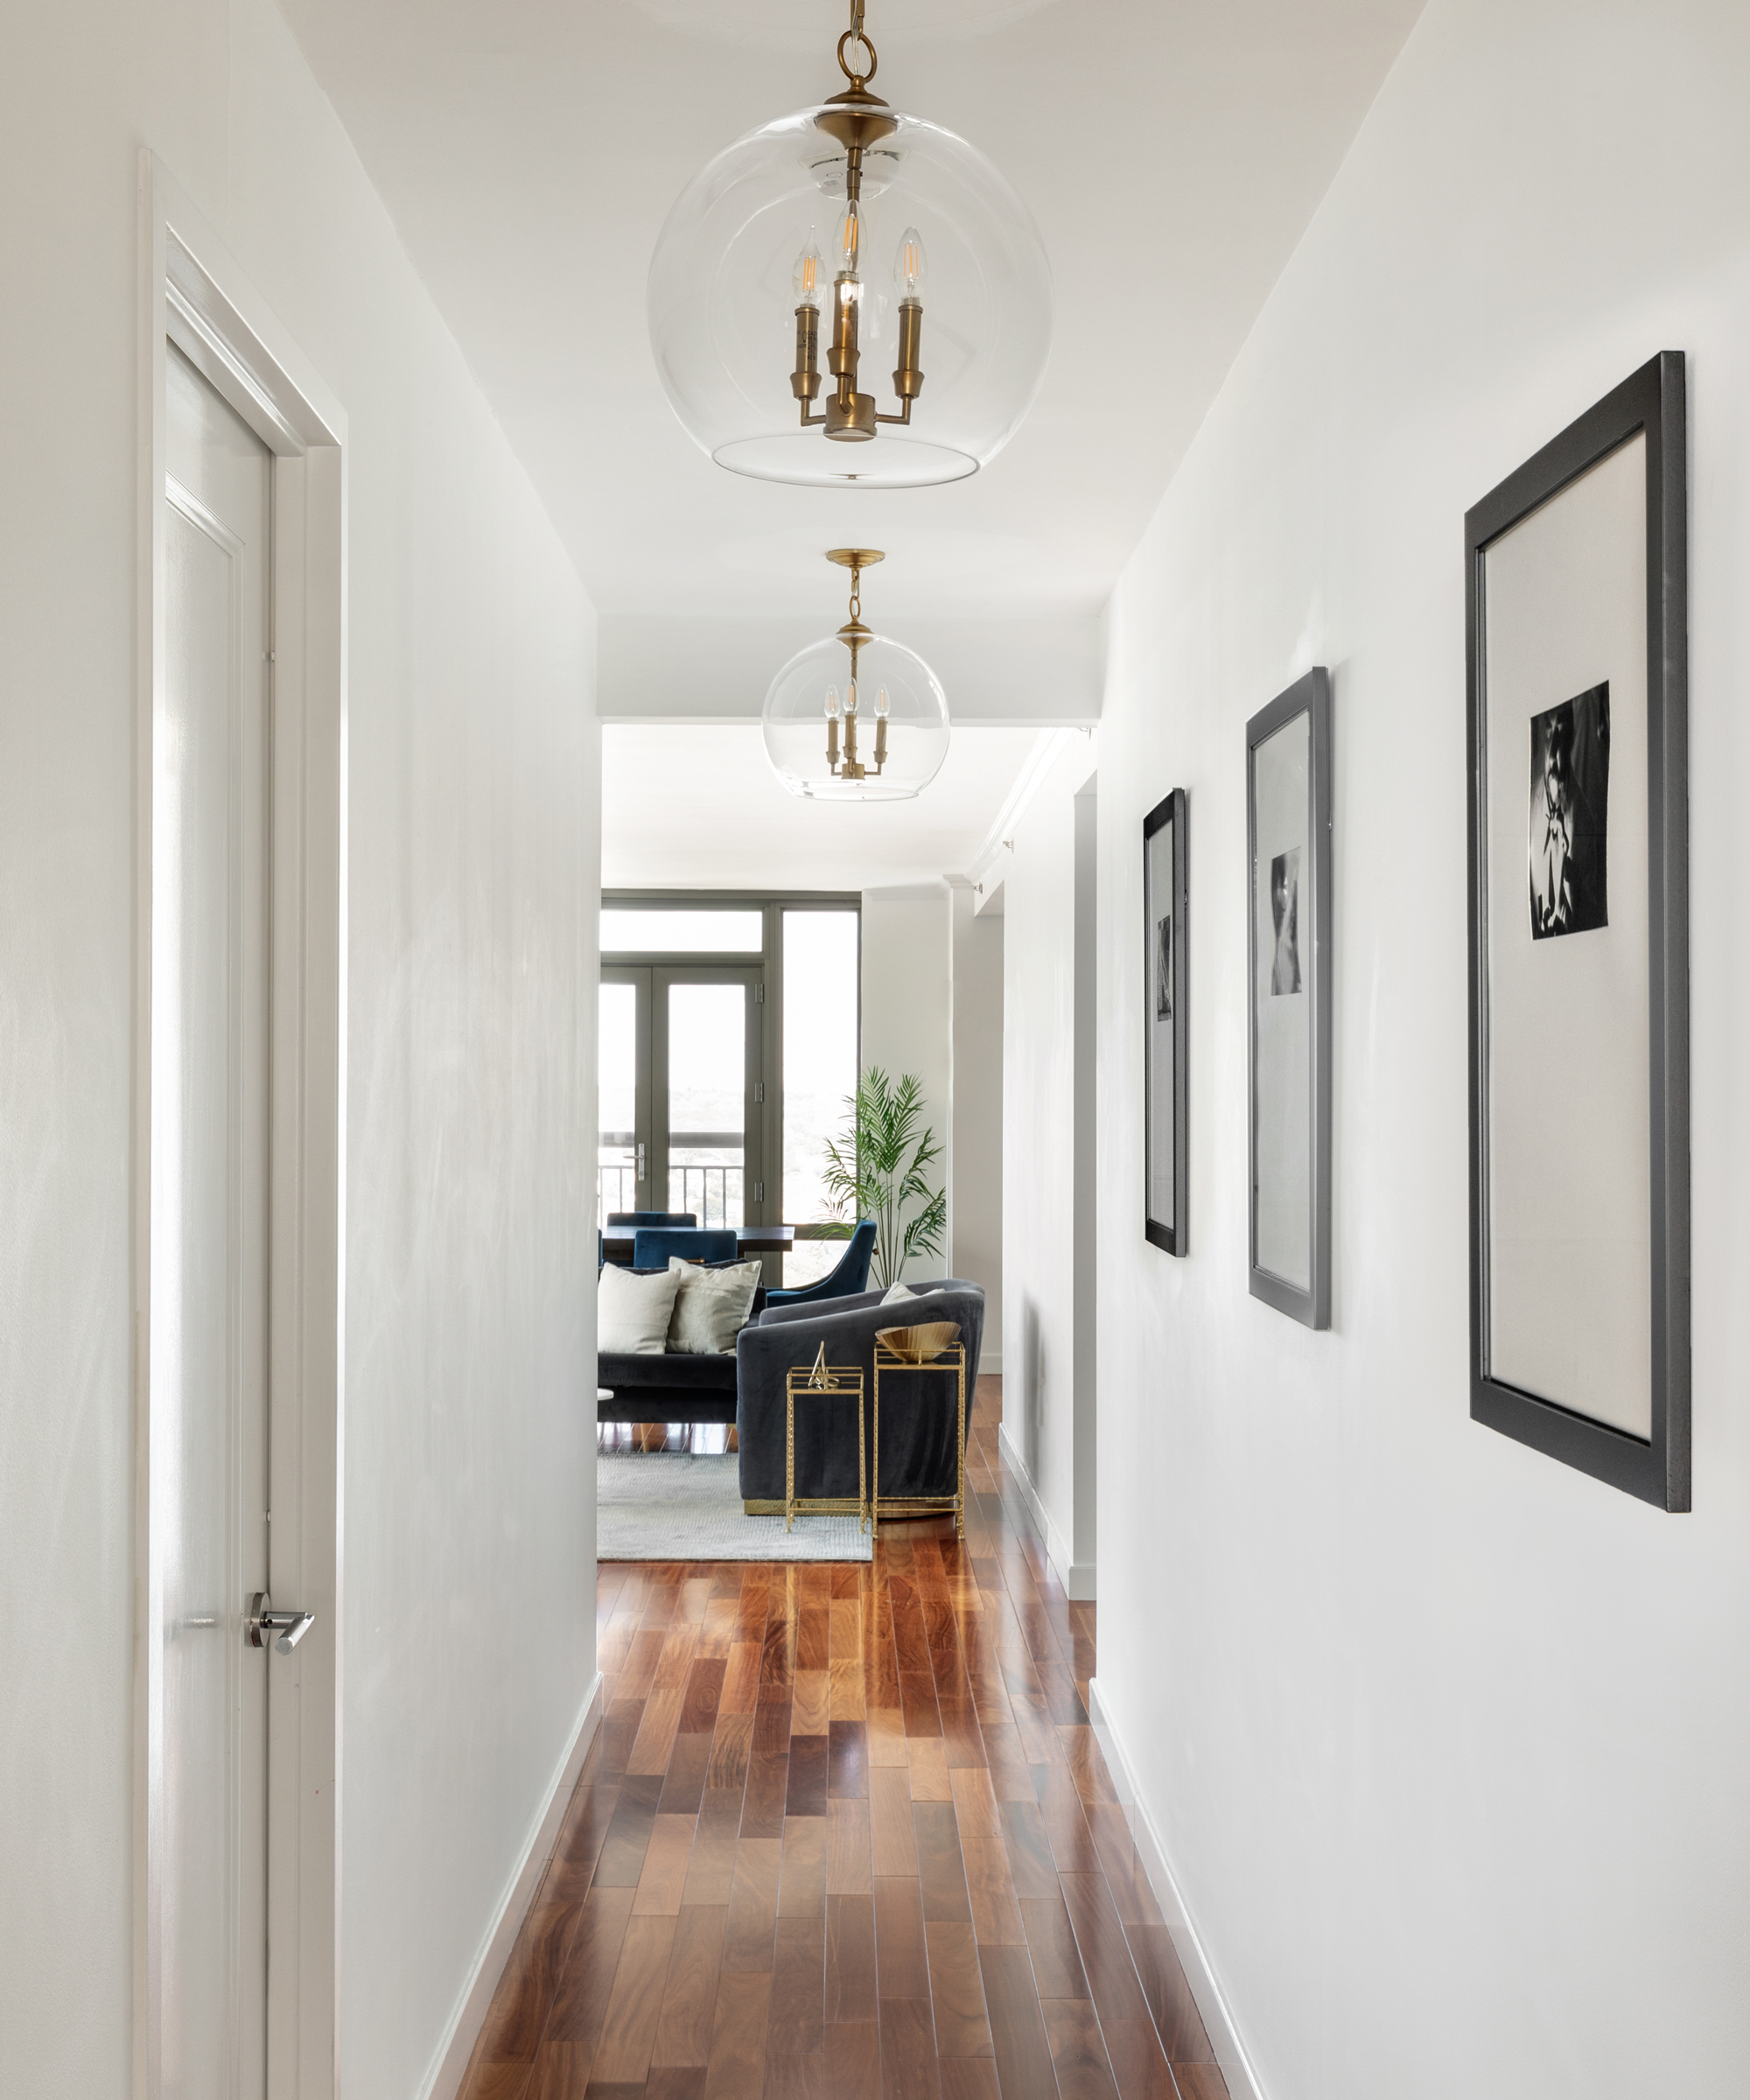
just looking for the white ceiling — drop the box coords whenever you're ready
[602,722,1051,889]
[280,0,1424,651]
[279,0,1422,886]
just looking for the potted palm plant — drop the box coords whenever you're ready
[821,1068,947,1292]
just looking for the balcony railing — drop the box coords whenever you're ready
[668,1164,742,1228]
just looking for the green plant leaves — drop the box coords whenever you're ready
[822,1066,947,1291]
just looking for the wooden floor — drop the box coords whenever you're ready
[461,1380,1228,2100]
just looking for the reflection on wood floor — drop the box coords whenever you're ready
[463,1378,1229,2100]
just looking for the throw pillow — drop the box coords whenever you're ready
[881,1280,933,1305]
[598,1263,681,1354]
[668,1257,763,1354]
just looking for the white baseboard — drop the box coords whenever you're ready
[996,1422,1096,1600]
[421,1671,606,2100]
[979,1350,1002,1375]
[1087,1677,1265,2100]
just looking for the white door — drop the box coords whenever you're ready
[159,340,272,2099]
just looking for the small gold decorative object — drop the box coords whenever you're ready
[874,1320,959,1364]
[807,1340,830,1390]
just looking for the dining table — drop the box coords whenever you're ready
[599,1222,795,1264]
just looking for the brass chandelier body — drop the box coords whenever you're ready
[789,5,925,448]
[823,549,888,780]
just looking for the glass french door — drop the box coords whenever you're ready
[598,966,765,1228]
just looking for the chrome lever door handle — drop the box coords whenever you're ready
[247,1591,316,1654]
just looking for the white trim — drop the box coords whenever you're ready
[420,1676,607,2100]
[962,726,1088,892]
[136,148,348,2100]
[862,878,952,904]
[1086,1678,1267,2100]
[996,1422,1095,1600]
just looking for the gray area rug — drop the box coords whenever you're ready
[596,1452,872,1563]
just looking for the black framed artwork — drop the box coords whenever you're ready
[1465,352,1689,1510]
[1143,788,1187,1253]
[1247,669,1332,1328]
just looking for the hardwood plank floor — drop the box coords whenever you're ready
[460,1382,1227,2100]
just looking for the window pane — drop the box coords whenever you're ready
[602,908,762,954]
[598,981,637,1228]
[783,911,859,1285]
[668,983,746,1228]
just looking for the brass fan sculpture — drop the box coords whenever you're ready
[874,1320,961,1364]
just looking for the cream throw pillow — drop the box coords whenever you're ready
[598,1263,681,1354]
[668,1257,763,1354]
[882,1280,934,1305]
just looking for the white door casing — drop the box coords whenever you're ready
[160,344,274,2098]
[137,156,347,2100]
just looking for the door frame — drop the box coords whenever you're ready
[599,965,654,1214]
[135,151,346,2100]
[651,964,766,1222]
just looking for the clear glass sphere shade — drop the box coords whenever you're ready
[648,105,1053,488]
[762,634,949,801]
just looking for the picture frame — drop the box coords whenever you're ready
[1465,352,1689,1510]
[1143,788,1188,1253]
[1246,668,1332,1327]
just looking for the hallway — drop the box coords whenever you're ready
[459,1384,1226,2100]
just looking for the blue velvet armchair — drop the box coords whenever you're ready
[765,1220,878,1306]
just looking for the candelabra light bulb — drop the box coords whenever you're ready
[824,685,841,719]
[833,202,863,280]
[844,677,858,715]
[893,226,927,299]
[875,686,890,718]
[792,240,824,310]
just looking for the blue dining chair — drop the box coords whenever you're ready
[607,1210,697,1228]
[765,1220,878,1306]
[632,1226,740,1269]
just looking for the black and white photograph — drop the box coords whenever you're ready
[1466,353,1689,1508]
[1530,681,1610,938]
[1270,848,1302,993]
[1247,670,1331,1329]
[1143,789,1188,1255]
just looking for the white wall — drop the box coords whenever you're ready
[859,884,952,1284]
[0,5,598,2095]
[1000,738,1098,1595]
[948,880,1004,1364]
[1084,3,1750,2096]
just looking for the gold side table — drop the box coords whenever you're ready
[872,1340,967,1537]
[784,1362,867,1533]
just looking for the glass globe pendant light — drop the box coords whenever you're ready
[763,551,949,801]
[648,0,1052,488]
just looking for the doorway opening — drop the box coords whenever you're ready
[598,893,859,1289]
